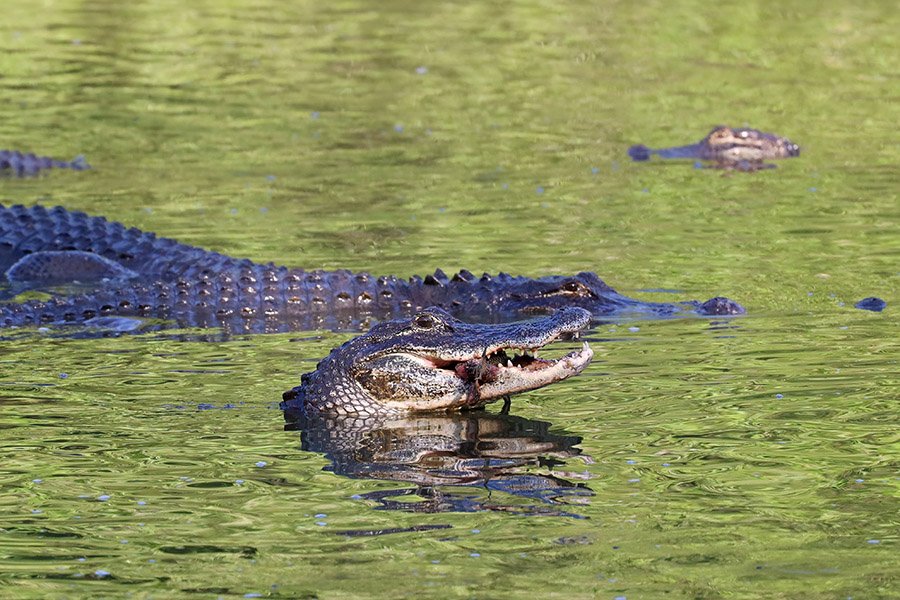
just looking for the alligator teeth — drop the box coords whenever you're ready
[506,359,513,368]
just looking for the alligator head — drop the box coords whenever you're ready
[702,126,800,161]
[628,125,799,171]
[491,272,745,317]
[282,306,593,415]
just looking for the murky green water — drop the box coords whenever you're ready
[1,0,897,598]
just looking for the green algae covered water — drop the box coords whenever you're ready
[0,1,897,598]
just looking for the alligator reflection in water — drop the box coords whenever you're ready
[283,406,593,518]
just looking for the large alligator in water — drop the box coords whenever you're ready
[628,126,800,171]
[0,150,90,177]
[0,203,744,414]
[0,204,744,333]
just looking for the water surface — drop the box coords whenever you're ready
[0,1,897,598]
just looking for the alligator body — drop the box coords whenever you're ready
[628,126,800,171]
[0,150,90,177]
[281,306,593,414]
[0,204,744,333]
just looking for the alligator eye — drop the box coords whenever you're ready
[552,280,594,298]
[414,314,435,329]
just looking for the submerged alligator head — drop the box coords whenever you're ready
[484,271,745,318]
[281,306,593,416]
[628,126,800,171]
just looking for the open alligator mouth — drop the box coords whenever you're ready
[412,336,594,406]
[446,341,591,379]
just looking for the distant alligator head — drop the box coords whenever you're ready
[281,306,593,415]
[628,125,800,171]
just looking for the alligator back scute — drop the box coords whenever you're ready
[0,204,255,282]
[5,250,138,288]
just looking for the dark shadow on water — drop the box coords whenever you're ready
[283,407,594,518]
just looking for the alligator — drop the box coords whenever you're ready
[628,126,800,171]
[281,306,593,415]
[0,204,744,334]
[282,405,592,516]
[0,150,90,177]
[0,203,747,414]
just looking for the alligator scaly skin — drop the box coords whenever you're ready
[0,204,744,333]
